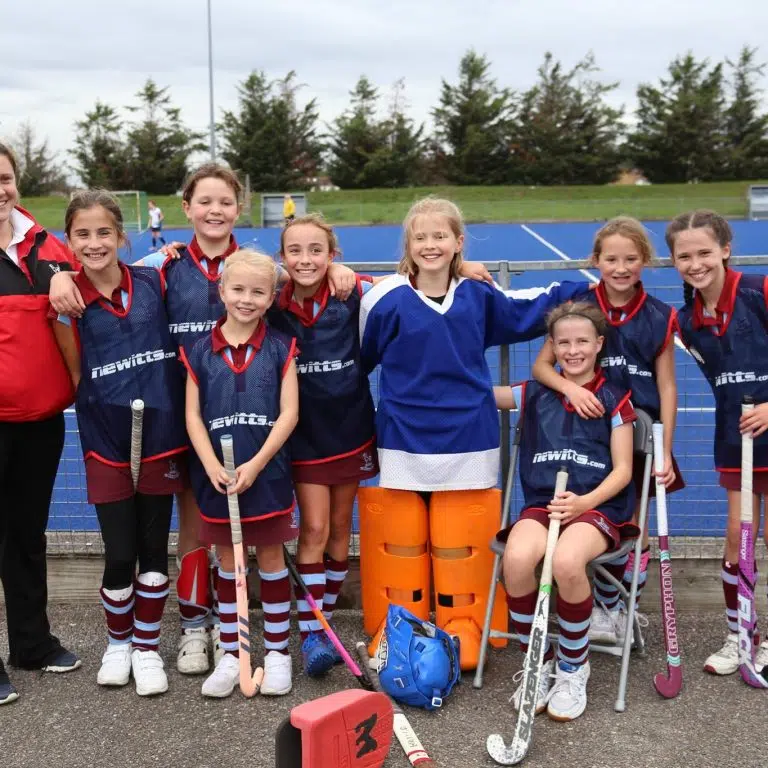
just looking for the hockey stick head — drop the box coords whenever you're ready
[487,733,529,766]
[653,665,683,698]
[240,666,264,698]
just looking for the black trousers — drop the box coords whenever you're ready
[96,494,172,589]
[0,413,65,669]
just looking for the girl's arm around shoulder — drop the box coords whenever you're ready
[230,359,299,494]
[484,279,593,347]
[52,318,81,390]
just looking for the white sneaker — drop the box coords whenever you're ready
[511,658,554,715]
[756,640,768,669]
[546,661,590,722]
[201,653,239,698]
[177,627,210,675]
[131,649,168,696]
[97,644,132,687]
[588,602,618,643]
[260,651,292,696]
[615,605,650,645]
[704,633,739,675]
[211,624,224,667]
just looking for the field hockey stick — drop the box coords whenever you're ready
[651,422,683,698]
[487,466,569,766]
[355,642,435,767]
[283,546,373,690]
[130,399,144,490]
[220,434,264,697]
[737,398,768,688]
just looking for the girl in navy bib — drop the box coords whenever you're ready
[183,249,300,698]
[533,216,683,639]
[495,301,636,722]
[53,190,188,698]
[669,209,768,676]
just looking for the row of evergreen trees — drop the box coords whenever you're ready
[14,47,768,195]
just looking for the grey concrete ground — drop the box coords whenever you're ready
[1,607,766,768]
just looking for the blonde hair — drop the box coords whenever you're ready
[280,212,341,258]
[397,196,465,279]
[592,216,654,265]
[547,301,608,339]
[221,248,279,291]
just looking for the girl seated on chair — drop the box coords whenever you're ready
[494,301,636,722]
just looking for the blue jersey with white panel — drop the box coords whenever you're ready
[359,275,590,491]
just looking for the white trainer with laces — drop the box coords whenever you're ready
[201,653,239,698]
[588,602,618,644]
[131,649,169,696]
[704,633,739,675]
[546,661,591,722]
[260,650,293,696]
[511,658,554,715]
[211,624,224,667]
[97,644,132,687]
[177,627,210,675]
[615,605,649,645]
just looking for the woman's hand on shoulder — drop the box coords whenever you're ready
[49,271,85,317]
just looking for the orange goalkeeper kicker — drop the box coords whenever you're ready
[358,488,430,640]
[220,434,264,698]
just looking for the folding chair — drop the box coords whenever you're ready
[473,408,654,714]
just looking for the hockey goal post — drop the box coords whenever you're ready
[112,190,148,232]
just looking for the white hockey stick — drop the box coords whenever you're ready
[221,434,264,697]
[487,466,569,766]
[130,399,144,490]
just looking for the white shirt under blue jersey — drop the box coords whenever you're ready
[359,275,590,491]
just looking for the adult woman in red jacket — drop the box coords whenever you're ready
[0,143,81,705]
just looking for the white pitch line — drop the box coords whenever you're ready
[520,224,689,355]
[521,224,598,283]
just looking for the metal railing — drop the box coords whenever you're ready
[47,256,768,559]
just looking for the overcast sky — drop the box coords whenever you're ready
[3,0,767,172]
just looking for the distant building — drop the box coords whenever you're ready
[613,168,651,186]
[307,175,341,192]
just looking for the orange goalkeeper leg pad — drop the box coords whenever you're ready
[430,489,508,671]
[358,487,430,656]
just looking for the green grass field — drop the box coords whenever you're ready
[22,180,763,230]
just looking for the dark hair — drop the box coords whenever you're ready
[182,163,244,204]
[0,142,19,178]
[666,210,733,305]
[64,189,125,239]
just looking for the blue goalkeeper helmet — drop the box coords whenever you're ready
[376,604,460,710]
